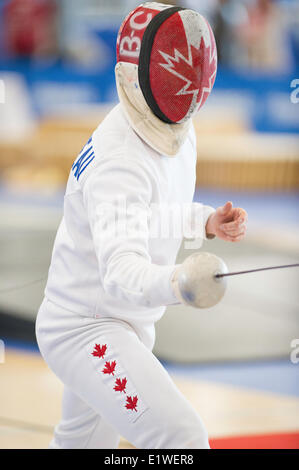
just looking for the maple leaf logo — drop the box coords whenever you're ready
[114,377,127,393]
[102,360,116,376]
[92,343,107,359]
[125,395,138,412]
[158,26,216,114]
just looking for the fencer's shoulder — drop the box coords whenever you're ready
[92,103,129,150]
[70,104,158,188]
[93,104,159,171]
[92,103,146,158]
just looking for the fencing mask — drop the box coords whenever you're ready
[115,2,217,156]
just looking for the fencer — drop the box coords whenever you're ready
[36,2,248,449]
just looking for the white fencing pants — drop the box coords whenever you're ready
[36,298,210,449]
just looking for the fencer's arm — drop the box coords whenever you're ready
[83,157,179,308]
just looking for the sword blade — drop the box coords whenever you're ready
[215,263,299,278]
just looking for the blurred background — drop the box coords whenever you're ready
[0,0,298,449]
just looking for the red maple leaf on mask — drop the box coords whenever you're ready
[152,13,217,122]
[114,377,127,393]
[102,360,116,376]
[125,395,138,412]
[92,343,107,359]
[160,38,216,109]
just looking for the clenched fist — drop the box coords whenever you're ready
[205,201,248,242]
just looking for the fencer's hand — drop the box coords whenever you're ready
[205,201,248,242]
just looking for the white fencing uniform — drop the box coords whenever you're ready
[36,103,214,449]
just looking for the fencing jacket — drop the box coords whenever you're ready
[45,104,215,324]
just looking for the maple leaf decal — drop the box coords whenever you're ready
[102,360,116,376]
[114,377,127,393]
[125,395,138,412]
[159,46,201,101]
[159,30,216,111]
[92,343,107,359]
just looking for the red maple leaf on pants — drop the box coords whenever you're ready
[92,343,107,359]
[114,378,127,393]
[102,361,116,376]
[125,395,138,412]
